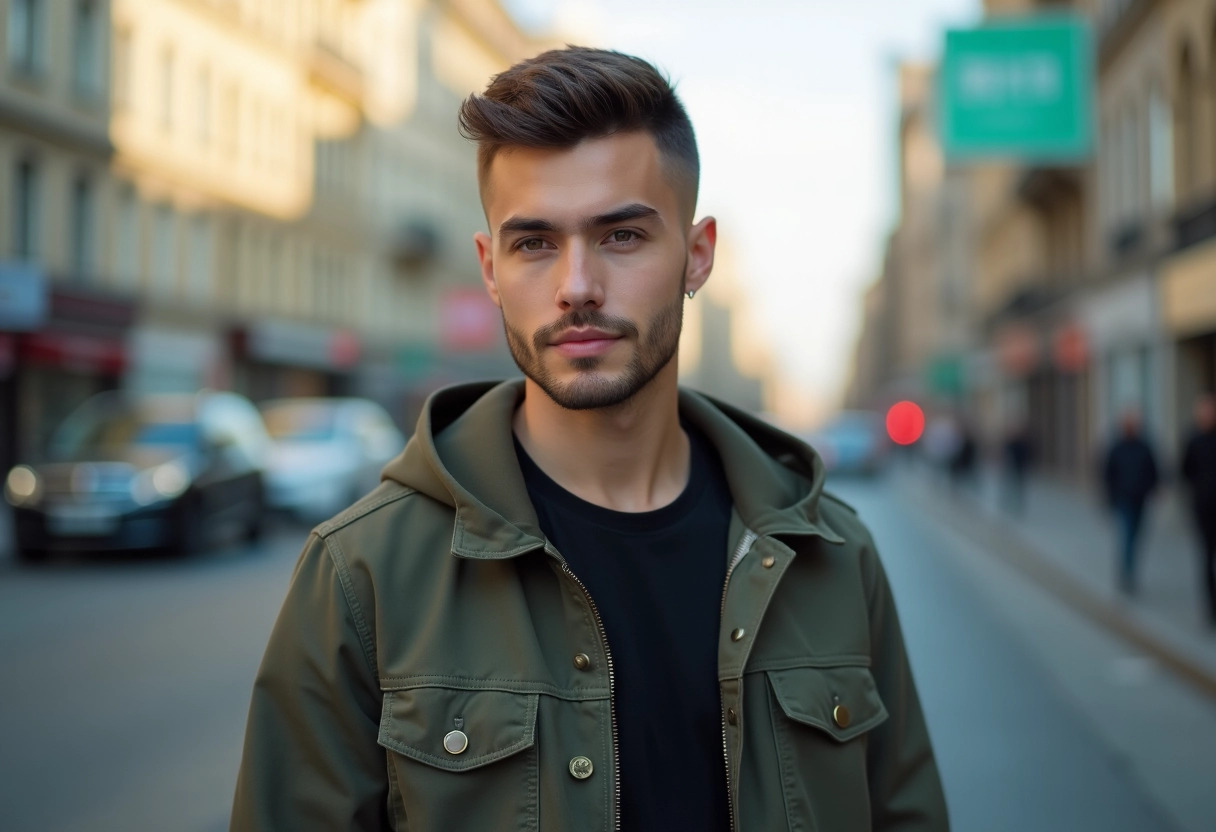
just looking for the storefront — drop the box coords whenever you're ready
[1162,237,1216,439]
[1078,271,1171,459]
[125,318,226,396]
[4,282,137,465]
[230,319,362,403]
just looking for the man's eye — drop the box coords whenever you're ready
[610,230,638,243]
[521,238,546,251]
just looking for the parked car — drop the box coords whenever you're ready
[807,410,890,476]
[5,390,269,562]
[259,397,405,521]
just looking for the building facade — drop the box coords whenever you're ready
[0,0,549,468]
[850,0,1216,479]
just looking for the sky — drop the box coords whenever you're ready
[502,0,980,418]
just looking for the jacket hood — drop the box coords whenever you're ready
[381,380,842,559]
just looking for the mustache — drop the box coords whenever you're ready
[533,310,639,352]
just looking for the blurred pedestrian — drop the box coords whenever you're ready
[1002,423,1033,515]
[231,46,948,832]
[948,418,978,493]
[1101,409,1160,595]
[1181,393,1216,628]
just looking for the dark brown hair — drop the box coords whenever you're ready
[459,46,699,210]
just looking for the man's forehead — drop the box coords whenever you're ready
[481,133,678,224]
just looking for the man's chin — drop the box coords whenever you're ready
[532,371,641,411]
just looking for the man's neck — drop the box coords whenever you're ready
[513,368,690,513]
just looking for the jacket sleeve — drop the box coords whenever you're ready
[861,542,950,831]
[231,532,390,831]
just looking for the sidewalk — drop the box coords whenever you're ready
[894,463,1216,697]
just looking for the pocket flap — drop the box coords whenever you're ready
[378,687,539,772]
[767,665,888,742]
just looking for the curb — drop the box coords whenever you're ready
[899,479,1216,703]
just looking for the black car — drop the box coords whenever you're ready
[5,390,269,561]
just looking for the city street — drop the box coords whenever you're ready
[2,475,1215,832]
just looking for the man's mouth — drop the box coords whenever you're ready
[550,328,622,357]
[551,328,620,345]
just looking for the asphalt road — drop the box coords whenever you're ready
[1,476,1213,831]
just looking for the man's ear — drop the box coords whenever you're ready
[474,231,501,308]
[684,216,716,295]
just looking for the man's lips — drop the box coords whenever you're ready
[549,328,622,357]
[550,328,620,345]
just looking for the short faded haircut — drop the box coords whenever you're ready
[458,46,700,214]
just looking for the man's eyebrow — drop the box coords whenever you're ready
[584,203,660,229]
[497,203,661,237]
[499,216,559,235]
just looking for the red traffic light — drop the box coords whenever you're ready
[886,401,925,446]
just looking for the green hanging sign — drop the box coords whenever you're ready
[940,15,1093,162]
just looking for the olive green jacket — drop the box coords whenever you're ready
[231,380,948,831]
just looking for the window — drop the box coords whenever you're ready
[220,83,239,157]
[69,175,94,280]
[159,48,175,131]
[1176,47,1197,201]
[1120,105,1140,222]
[1148,82,1174,209]
[8,0,44,75]
[13,159,40,260]
[116,186,141,286]
[72,0,103,99]
[113,28,132,110]
[153,205,177,295]
[197,66,211,145]
[188,215,213,301]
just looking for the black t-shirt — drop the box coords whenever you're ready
[515,428,732,832]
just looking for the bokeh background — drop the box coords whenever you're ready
[2,1,1216,831]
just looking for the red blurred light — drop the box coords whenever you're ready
[886,401,925,446]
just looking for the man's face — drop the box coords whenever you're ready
[474,131,714,410]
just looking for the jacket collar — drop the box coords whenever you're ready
[383,380,843,560]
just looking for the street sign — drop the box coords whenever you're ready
[940,15,1093,162]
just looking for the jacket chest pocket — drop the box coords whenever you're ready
[378,687,539,832]
[766,665,888,832]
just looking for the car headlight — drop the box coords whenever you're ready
[4,465,42,507]
[131,460,191,506]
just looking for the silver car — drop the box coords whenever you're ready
[259,397,406,522]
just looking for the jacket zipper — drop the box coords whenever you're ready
[719,528,758,832]
[549,548,622,832]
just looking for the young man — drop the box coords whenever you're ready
[232,47,948,831]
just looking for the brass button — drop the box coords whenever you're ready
[730,628,746,642]
[569,756,594,779]
[443,730,469,755]
[573,653,591,671]
[833,705,851,729]
[761,555,776,569]
[726,707,738,725]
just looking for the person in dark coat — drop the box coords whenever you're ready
[1181,394,1216,627]
[1002,422,1033,515]
[1102,409,1160,595]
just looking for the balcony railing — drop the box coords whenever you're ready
[307,39,364,105]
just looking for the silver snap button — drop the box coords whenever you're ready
[569,755,594,779]
[443,730,469,755]
[730,628,746,642]
[573,653,592,671]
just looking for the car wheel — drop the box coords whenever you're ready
[172,497,206,556]
[244,493,265,544]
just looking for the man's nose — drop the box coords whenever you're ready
[555,244,604,310]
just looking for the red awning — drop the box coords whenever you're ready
[19,330,127,375]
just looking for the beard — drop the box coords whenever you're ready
[503,278,686,411]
